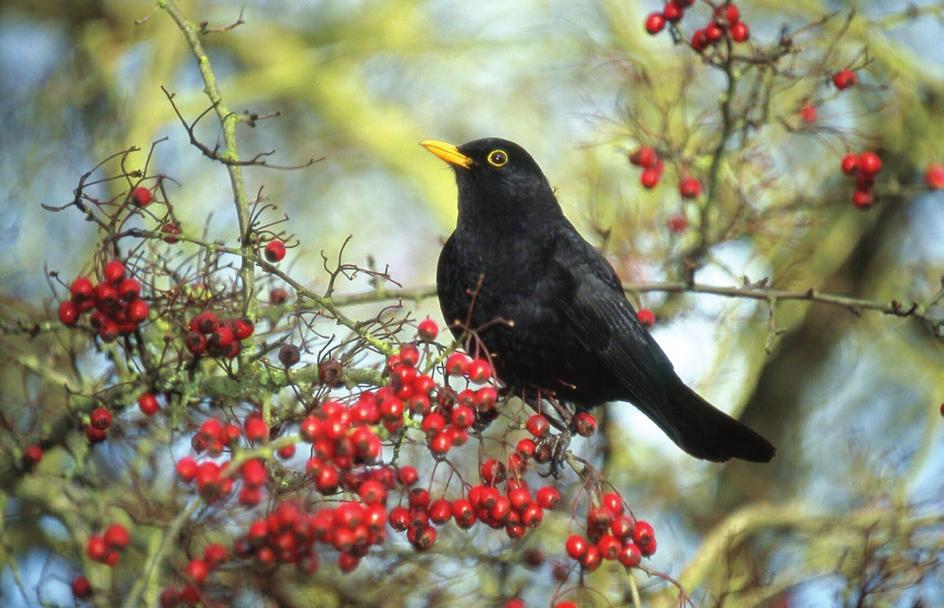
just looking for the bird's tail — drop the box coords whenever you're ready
[646,380,775,463]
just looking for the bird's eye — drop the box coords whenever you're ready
[486,149,508,167]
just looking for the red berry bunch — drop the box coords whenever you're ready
[564,490,655,572]
[840,151,882,208]
[184,311,254,358]
[925,162,944,190]
[85,523,131,567]
[832,68,857,90]
[58,260,149,341]
[690,3,750,52]
[628,146,664,189]
[301,398,385,494]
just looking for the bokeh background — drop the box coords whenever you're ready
[2,0,943,606]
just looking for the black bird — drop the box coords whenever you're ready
[421,137,775,463]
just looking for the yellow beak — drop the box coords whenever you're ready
[420,140,474,169]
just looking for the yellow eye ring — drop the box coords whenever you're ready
[487,149,509,167]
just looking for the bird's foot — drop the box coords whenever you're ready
[538,428,572,479]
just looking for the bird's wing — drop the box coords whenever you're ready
[554,229,677,428]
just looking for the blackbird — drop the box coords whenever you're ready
[421,137,775,463]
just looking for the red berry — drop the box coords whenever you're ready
[94,283,119,309]
[467,358,493,383]
[663,2,683,22]
[601,491,623,514]
[104,523,130,550]
[618,542,643,567]
[186,559,208,585]
[22,444,43,466]
[71,575,93,599]
[86,535,107,561]
[525,413,550,437]
[799,103,817,124]
[597,534,622,560]
[117,278,140,302]
[445,352,470,376]
[852,189,874,208]
[715,4,740,25]
[70,277,94,301]
[102,260,126,284]
[417,318,438,341]
[640,167,661,189]
[244,414,269,442]
[138,393,159,416]
[925,162,944,189]
[679,177,701,199]
[397,466,419,486]
[232,317,254,340]
[429,498,453,524]
[705,23,724,43]
[629,146,657,168]
[176,456,198,481]
[185,332,207,355]
[516,438,536,458]
[161,222,180,243]
[203,543,228,569]
[535,485,561,509]
[636,308,655,327]
[667,214,688,233]
[729,21,750,42]
[840,153,860,176]
[858,151,882,175]
[565,534,588,560]
[270,287,288,304]
[58,300,79,326]
[573,412,597,437]
[555,603,577,608]
[89,407,112,430]
[832,69,857,90]
[691,28,708,52]
[264,239,286,262]
[644,12,665,34]
[581,545,602,571]
[632,520,655,546]
[131,186,152,207]
[127,299,149,322]
[479,459,506,485]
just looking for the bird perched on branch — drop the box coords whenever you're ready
[421,137,774,463]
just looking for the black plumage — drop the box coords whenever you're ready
[422,137,774,463]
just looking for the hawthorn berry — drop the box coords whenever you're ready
[127,299,149,322]
[58,300,79,326]
[840,153,859,176]
[102,260,126,284]
[705,23,724,43]
[644,12,665,34]
[715,3,740,25]
[71,575,93,599]
[618,542,643,567]
[852,189,874,208]
[86,535,107,561]
[555,602,577,608]
[632,519,655,546]
[573,412,597,436]
[667,213,688,233]
[536,485,561,509]
[204,543,228,569]
[417,318,438,341]
[640,166,662,189]
[526,413,550,437]
[131,186,152,207]
[565,534,588,560]
[467,358,492,383]
[799,103,817,124]
[679,177,701,199]
[161,222,180,243]
[185,332,207,355]
[925,163,944,189]
[70,277,94,301]
[691,28,709,52]
[138,393,159,416]
[397,466,419,486]
[89,407,112,430]
[628,146,657,168]
[858,151,882,176]
[270,287,288,304]
[729,21,750,43]
[832,69,857,90]
[104,523,130,550]
[581,545,602,571]
[636,308,655,327]
[176,456,198,481]
[278,343,300,367]
[22,444,43,467]
[186,559,209,585]
[264,239,287,262]
[244,414,269,442]
[663,1,683,22]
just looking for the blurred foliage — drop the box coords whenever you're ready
[1,1,943,607]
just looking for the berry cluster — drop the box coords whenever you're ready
[58,260,149,341]
[840,151,883,208]
[629,146,663,189]
[158,543,229,606]
[300,398,385,493]
[184,311,254,358]
[690,4,750,51]
[644,0,696,35]
[85,523,131,567]
[564,491,656,572]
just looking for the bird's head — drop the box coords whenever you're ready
[421,138,560,228]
